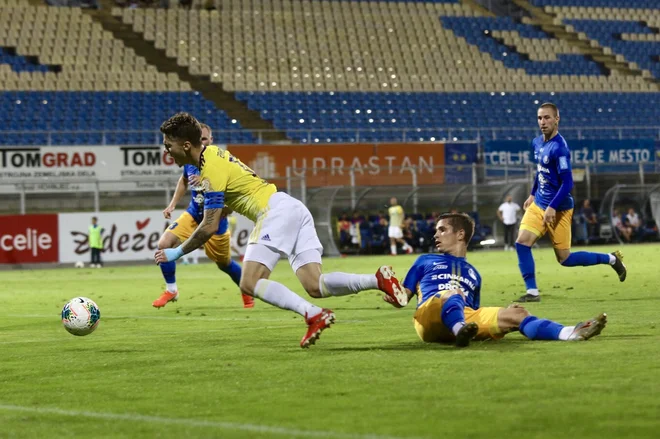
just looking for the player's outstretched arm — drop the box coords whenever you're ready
[154,207,223,264]
[181,207,223,253]
[163,175,187,219]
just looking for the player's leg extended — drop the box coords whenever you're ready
[205,230,254,308]
[515,203,545,302]
[242,244,332,348]
[153,213,194,308]
[548,210,627,281]
[499,305,607,341]
[292,248,407,306]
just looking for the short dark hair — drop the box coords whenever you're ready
[92,216,97,221]
[160,112,202,147]
[539,102,559,117]
[437,212,475,244]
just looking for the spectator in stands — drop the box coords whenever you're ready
[625,207,642,240]
[612,208,632,243]
[337,213,352,250]
[497,195,520,251]
[579,199,599,244]
[403,216,420,253]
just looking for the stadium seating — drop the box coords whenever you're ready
[0,0,659,145]
[0,1,252,145]
[235,90,660,142]
[541,3,660,80]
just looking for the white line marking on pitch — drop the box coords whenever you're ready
[12,314,366,323]
[0,404,424,439]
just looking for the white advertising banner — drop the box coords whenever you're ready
[58,210,254,263]
[0,145,228,194]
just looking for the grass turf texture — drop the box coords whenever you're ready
[1,245,659,438]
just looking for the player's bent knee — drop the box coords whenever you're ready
[240,261,272,296]
[158,233,180,250]
[498,306,531,332]
[296,263,323,298]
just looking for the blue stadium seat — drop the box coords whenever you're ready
[0,91,251,146]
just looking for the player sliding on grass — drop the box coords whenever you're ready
[383,212,607,347]
[154,113,407,348]
[154,122,253,309]
[514,103,626,302]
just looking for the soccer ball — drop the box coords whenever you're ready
[61,297,101,336]
[74,261,85,268]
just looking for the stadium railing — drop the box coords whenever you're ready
[1,126,660,146]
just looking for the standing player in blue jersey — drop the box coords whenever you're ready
[153,123,254,309]
[383,212,607,347]
[514,103,626,302]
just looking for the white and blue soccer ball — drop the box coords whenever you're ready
[74,261,85,268]
[61,297,101,336]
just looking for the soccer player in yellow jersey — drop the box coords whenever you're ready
[154,123,253,309]
[154,113,408,348]
[388,197,413,255]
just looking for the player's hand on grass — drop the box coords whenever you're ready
[163,205,175,219]
[382,294,405,308]
[543,207,556,226]
[523,195,535,210]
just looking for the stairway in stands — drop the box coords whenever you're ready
[87,0,289,143]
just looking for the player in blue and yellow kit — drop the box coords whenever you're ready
[383,212,607,347]
[514,103,626,302]
[153,123,253,309]
[154,113,407,348]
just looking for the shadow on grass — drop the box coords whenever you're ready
[325,339,534,353]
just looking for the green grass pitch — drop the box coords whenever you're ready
[1,245,659,438]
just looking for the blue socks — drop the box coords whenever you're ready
[515,243,537,290]
[561,251,610,267]
[160,261,176,284]
[519,316,563,340]
[219,260,242,287]
[440,294,466,330]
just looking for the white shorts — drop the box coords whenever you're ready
[244,192,323,272]
[388,226,404,239]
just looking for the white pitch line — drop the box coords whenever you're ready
[8,314,367,323]
[0,404,423,439]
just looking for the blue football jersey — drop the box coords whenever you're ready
[531,133,574,211]
[182,164,228,235]
[402,253,482,310]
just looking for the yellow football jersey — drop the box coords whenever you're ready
[199,145,277,222]
[388,205,404,227]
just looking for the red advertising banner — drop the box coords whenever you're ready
[0,214,59,263]
[229,143,446,187]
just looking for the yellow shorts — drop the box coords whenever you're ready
[520,202,573,250]
[413,296,504,343]
[166,212,232,266]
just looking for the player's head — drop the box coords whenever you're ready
[199,123,213,147]
[537,103,560,137]
[434,212,475,255]
[91,216,97,225]
[160,112,202,167]
[390,197,398,206]
[506,195,513,203]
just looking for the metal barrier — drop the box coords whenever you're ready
[2,125,659,145]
